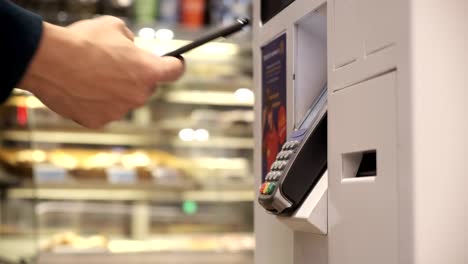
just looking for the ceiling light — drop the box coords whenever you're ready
[138,27,156,39]
[155,28,174,40]
[194,129,210,142]
[179,128,195,141]
[234,88,254,103]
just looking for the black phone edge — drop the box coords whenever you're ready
[163,18,250,57]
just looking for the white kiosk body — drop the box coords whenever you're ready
[253,1,468,264]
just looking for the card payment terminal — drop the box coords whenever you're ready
[258,88,327,215]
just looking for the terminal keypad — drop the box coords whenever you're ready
[259,139,300,195]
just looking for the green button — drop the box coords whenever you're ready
[266,182,276,194]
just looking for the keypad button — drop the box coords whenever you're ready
[276,172,282,180]
[271,161,283,171]
[277,151,286,160]
[283,150,293,160]
[266,172,275,181]
[276,151,284,160]
[272,172,281,181]
[266,182,277,194]
[269,163,275,171]
[276,152,282,160]
[276,162,283,170]
[269,173,275,181]
[289,140,299,149]
[282,142,291,150]
[276,161,286,170]
[270,162,277,171]
[281,161,287,168]
[278,152,285,160]
[264,182,271,194]
[260,182,267,194]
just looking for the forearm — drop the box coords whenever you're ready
[18,16,184,128]
[0,0,43,101]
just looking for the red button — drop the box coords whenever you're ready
[261,182,270,194]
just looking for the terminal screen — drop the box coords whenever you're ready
[261,0,295,23]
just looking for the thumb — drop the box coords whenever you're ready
[151,56,185,83]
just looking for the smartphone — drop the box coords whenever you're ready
[163,18,250,57]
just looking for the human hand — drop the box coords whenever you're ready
[19,16,184,128]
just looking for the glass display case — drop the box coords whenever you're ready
[0,23,254,263]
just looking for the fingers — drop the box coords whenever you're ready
[105,16,134,41]
[122,26,135,41]
[151,56,186,83]
[92,16,134,41]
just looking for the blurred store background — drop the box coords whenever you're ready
[0,0,253,263]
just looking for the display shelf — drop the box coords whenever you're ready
[1,237,254,264]
[7,187,254,202]
[155,118,252,134]
[0,129,160,146]
[0,238,36,264]
[161,90,253,107]
[37,233,254,253]
[170,136,252,149]
[0,129,253,149]
[165,76,253,92]
[0,11,254,264]
[37,250,253,264]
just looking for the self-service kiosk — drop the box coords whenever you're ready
[254,1,468,264]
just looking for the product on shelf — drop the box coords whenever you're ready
[209,0,251,26]
[0,224,23,236]
[49,151,79,169]
[42,231,108,252]
[134,0,158,24]
[181,0,205,28]
[41,232,254,253]
[0,148,195,186]
[13,0,252,28]
[102,0,134,19]
[158,0,179,24]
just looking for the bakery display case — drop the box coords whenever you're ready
[0,25,254,263]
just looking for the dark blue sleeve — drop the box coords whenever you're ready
[0,0,43,102]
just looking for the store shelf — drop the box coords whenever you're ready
[0,9,255,264]
[0,238,36,264]
[7,187,254,202]
[38,250,253,264]
[0,130,253,149]
[162,90,253,107]
[0,129,160,146]
[0,237,253,264]
[170,137,252,149]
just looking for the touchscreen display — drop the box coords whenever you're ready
[261,0,295,23]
